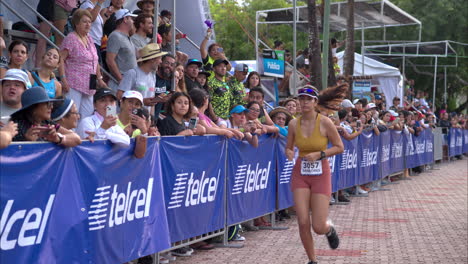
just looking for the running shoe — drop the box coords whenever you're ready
[326,224,340,250]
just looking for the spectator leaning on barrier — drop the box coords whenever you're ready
[106,9,138,92]
[31,47,62,99]
[59,9,106,119]
[117,43,168,108]
[248,87,276,127]
[131,13,154,53]
[0,120,17,149]
[0,69,29,117]
[157,92,198,136]
[76,88,130,147]
[270,107,292,137]
[245,101,279,136]
[10,87,81,147]
[51,97,80,130]
[229,63,249,107]
[0,40,34,88]
[189,88,238,139]
[117,90,148,138]
[184,59,203,93]
[218,105,258,147]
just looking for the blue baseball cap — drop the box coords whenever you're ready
[186,59,202,67]
[229,105,249,116]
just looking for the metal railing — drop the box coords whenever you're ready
[14,0,117,83]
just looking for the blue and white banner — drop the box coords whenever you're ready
[449,128,464,156]
[160,136,226,243]
[379,131,392,177]
[333,137,358,191]
[423,130,434,165]
[359,131,380,183]
[464,129,468,154]
[275,137,294,210]
[0,139,171,264]
[389,130,405,174]
[406,130,433,168]
[227,135,276,225]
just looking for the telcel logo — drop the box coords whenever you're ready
[340,149,357,170]
[168,170,220,209]
[392,142,403,158]
[381,145,390,162]
[361,149,378,167]
[0,195,54,250]
[232,162,271,195]
[88,178,153,231]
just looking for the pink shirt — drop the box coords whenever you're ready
[61,32,98,95]
[198,113,213,128]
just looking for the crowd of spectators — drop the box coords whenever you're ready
[0,1,467,263]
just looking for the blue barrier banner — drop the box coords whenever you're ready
[334,137,358,191]
[0,139,171,264]
[389,130,405,174]
[359,132,380,182]
[227,135,276,225]
[449,128,463,156]
[424,130,434,165]
[464,129,468,154]
[276,137,294,210]
[159,136,226,243]
[380,131,392,177]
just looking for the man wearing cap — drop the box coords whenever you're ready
[207,59,233,120]
[0,69,29,117]
[134,0,155,16]
[106,9,138,92]
[341,99,355,112]
[184,59,203,92]
[131,13,153,52]
[117,43,167,108]
[76,89,130,147]
[228,63,248,106]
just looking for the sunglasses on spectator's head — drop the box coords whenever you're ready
[297,87,318,98]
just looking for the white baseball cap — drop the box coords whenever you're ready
[388,109,399,117]
[1,69,29,89]
[341,99,354,108]
[366,103,377,109]
[115,9,138,21]
[122,90,143,105]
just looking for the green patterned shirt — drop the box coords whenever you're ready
[227,78,247,108]
[208,76,233,119]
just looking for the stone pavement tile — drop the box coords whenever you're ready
[171,160,467,264]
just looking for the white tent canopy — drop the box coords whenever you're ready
[336,51,403,107]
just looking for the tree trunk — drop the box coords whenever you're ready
[327,41,337,87]
[343,0,355,84]
[308,0,322,90]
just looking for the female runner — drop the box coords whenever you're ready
[285,84,347,264]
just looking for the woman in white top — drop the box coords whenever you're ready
[80,0,109,63]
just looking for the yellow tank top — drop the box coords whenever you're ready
[295,115,328,157]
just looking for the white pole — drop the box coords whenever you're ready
[293,0,297,95]
[444,66,447,105]
[361,22,365,75]
[432,57,438,113]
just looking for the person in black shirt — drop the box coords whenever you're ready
[184,59,203,92]
[157,92,196,136]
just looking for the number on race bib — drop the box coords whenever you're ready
[301,160,323,176]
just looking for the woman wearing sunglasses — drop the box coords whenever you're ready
[10,87,81,147]
[285,84,347,264]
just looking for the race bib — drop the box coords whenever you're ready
[301,160,322,176]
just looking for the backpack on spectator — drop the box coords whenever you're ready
[64,1,84,36]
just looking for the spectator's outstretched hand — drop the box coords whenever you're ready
[85,130,96,142]
[101,115,117,130]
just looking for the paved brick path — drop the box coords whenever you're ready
[172,159,468,264]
